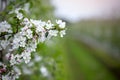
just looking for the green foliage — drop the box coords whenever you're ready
[0,0,54,21]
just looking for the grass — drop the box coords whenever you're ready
[65,38,117,80]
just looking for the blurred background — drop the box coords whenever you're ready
[1,0,120,80]
[51,0,120,80]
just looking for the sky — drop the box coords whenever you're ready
[51,0,120,22]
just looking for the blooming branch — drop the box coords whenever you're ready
[0,8,66,80]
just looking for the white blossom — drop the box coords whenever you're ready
[20,29,33,39]
[16,13,23,20]
[12,33,26,49]
[0,40,10,49]
[26,29,33,39]
[34,54,42,62]
[40,66,49,77]
[0,21,12,34]
[9,8,20,14]
[21,51,31,64]
[30,19,46,33]
[10,54,22,66]
[38,32,46,42]
[45,20,54,29]
[21,26,29,32]
[30,19,46,27]
[48,30,58,37]
[5,53,11,60]
[10,54,22,65]
[25,39,37,52]
[2,74,10,80]
[10,54,17,66]
[60,30,66,37]
[13,66,21,79]
[22,18,32,27]
[2,69,21,80]
[56,20,66,29]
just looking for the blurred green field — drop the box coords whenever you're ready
[70,19,120,57]
[63,19,120,80]
[64,38,118,80]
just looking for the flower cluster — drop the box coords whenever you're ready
[0,8,66,80]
